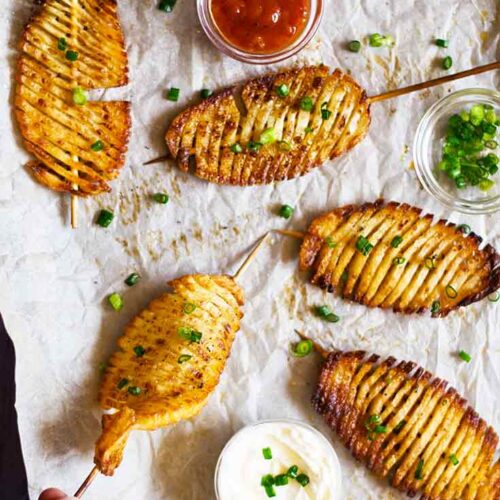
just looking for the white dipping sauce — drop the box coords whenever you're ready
[215,420,342,500]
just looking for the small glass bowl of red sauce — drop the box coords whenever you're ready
[197,0,323,64]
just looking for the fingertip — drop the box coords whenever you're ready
[39,488,71,500]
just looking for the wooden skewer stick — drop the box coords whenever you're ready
[368,61,500,104]
[74,466,99,498]
[71,189,78,229]
[143,154,171,166]
[273,229,305,240]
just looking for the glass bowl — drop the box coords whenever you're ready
[414,88,500,215]
[197,0,324,64]
[214,419,342,500]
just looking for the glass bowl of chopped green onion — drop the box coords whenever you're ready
[414,88,500,214]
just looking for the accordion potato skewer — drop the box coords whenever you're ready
[15,0,131,227]
[313,350,500,499]
[74,233,269,497]
[276,199,500,317]
[162,62,499,183]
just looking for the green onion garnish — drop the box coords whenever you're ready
[247,141,263,153]
[108,293,124,311]
[287,465,299,478]
[65,50,79,62]
[369,33,394,47]
[456,224,471,234]
[445,284,458,298]
[274,474,288,486]
[183,302,196,314]
[435,38,449,48]
[300,96,314,111]
[325,236,336,248]
[315,305,340,323]
[97,209,114,227]
[278,140,291,152]
[279,204,294,219]
[449,454,459,466]
[304,126,314,134]
[415,459,424,480]
[125,273,140,287]
[166,87,180,101]
[424,256,436,270]
[321,102,332,120]
[291,339,313,357]
[200,88,212,99]
[374,425,387,434]
[117,378,129,389]
[348,40,361,52]
[393,257,405,265]
[264,486,276,498]
[178,327,202,343]
[57,37,68,51]
[260,127,277,145]
[391,235,403,248]
[128,386,141,396]
[442,56,453,70]
[262,447,272,460]
[458,350,471,362]
[72,87,88,106]
[356,235,374,256]
[431,301,441,314]
[133,345,146,357]
[91,140,105,152]
[276,84,290,97]
[152,193,169,204]
[261,475,274,487]
[296,473,310,487]
[178,354,192,364]
[488,292,500,302]
[230,143,243,154]
[159,0,177,12]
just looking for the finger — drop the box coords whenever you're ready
[39,488,71,500]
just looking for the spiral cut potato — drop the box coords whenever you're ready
[313,351,500,499]
[15,0,130,195]
[299,200,500,317]
[95,274,244,475]
[165,65,370,185]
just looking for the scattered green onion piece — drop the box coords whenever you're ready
[133,345,146,357]
[449,454,459,466]
[442,56,453,70]
[200,88,212,99]
[108,293,124,311]
[393,256,405,265]
[325,236,336,248]
[391,235,403,248]
[128,386,141,396]
[435,38,449,48]
[72,87,88,106]
[291,339,313,358]
[445,284,458,298]
[374,425,388,434]
[264,486,276,498]
[458,350,471,363]
[485,140,498,149]
[356,235,374,256]
[260,127,277,145]
[97,209,114,227]
[296,474,310,487]
[57,37,68,51]
[261,475,275,487]
[369,33,384,47]
[300,96,314,111]
[166,87,180,101]
[152,193,169,204]
[159,0,177,12]
[247,141,263,153]
[348,40,361,53]
[278,140,291,152]
[488,292,500,302]
[315,305,339,323]
[178,327,202,343]
[304,126,314,134]
[125,273,140,287]
[262,447,272,460]
[456,224,471,235]
[279,204,294,219]
[178,354,192,364]
[274,474,289,486]
[91,140,105,152]
[276,84,290,97]
[183,302,197,314]
[65,50,79,62]
[287,465,299,478]
[321,102,332,120]
[424,256,436,270]
[470,104,484,126]
[415,459,424,480]
[431,301,441,314]
[117,378,129,389]
[479,178,494,191]
[230,143,243,154]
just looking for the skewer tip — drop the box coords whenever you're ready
[74,466,99,498]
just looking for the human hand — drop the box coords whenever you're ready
[39,488,75,500]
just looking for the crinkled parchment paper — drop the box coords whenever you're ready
[1,1,499,499]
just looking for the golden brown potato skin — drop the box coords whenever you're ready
[15,0,130,196]
[95,274,244,476]
[299,200,500,317]
[313,351,500,500]
[165,65,370,185]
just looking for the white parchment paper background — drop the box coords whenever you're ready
[1,1,499,498]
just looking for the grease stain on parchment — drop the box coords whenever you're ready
[280,274,309,323]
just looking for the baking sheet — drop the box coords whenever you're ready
[0,0,499,498]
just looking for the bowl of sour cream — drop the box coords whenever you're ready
[214,419,342,499]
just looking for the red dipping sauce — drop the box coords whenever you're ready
[210,0,311,54]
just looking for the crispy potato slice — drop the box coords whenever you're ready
[94,274,244,476]
[299,199,500,317]
[15,0,130,196]
[313,351,500,499]
[165,65,370,185]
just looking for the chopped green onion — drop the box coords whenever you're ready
[393,256,406,265]
[315,305,339,323]
[470,104,484,125]
[458,350,471,363]
[445,284,458,298]
[348,40,361,53]
[178,354,192,364]
[183,302,197,314]
[442,56,452,70]
[108,293,124,311]
[488,292,500,302]
[291,339,313,357]
[325,236,336,248]
[91,140,105,152]
[287,465,299,478]
[125,273,141,287]
[200,88,212,99]
[449,454,459,466]
[247,141,263,153]
[261,475,275,487]
[264,486,276,498]
[152,193,169,204]
[415,459,424,480]
[304,126,314,134]
[374,425,388,434]
[456,224,471,235]
[72,87,88,106]
[278,140,291,152]
[65,50,79,62]
[260,127,277,145]
[230,143,243,154]
[158,0,177,12]
[279,204,294,219]
[321,102,332,120]
[424,256,436,270]
[356,235,374,256]
[485,140,498,149]
[296,473,310,487]
[133,345,146,357]
[57,37,68,51]
[393,420,405,433]
[435,38,449,48]
[431,301,441,314]
[128,386,141,396]
[178,327,202,343]
[300,96,314,111]
[166,87,180,101]
[369,33,394,47]
[276,84,290,97]
[391,235,403,248]
[262,447,272,460]
[274,474,288,486]
[97,209,114,227]
[117,378,129,389]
